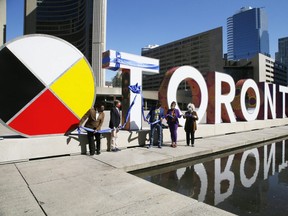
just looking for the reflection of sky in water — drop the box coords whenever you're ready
[176,167,186,179]
[136,139,288,216]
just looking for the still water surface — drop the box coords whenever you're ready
[134,139,288,216]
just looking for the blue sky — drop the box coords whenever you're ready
[6,0,288,81]
[6,0,24,41]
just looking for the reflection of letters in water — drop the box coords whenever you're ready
[192,141,287,205]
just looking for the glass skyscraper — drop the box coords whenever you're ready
[227,7,270,60]
[276,37,288,68]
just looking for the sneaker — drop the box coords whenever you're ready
[158,145,162,148]
[147,145,151,149]
[111,148,117,152]
[115,148,121,152]
[191,144,194,147]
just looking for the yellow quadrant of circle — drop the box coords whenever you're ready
[50,58,95,118]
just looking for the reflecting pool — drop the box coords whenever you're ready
[133,138,288,216]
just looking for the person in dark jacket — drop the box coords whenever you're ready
[146,102,165,148]
[79,104,105,155]
[109,100,121,152]
[183,103,198,147]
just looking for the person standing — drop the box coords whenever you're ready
[79,104,105,155]
[109,100,121,152]
[146,102,165,148]
[166,101,181,148]
[183,103,198,147]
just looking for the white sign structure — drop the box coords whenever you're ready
[102,50,159,130]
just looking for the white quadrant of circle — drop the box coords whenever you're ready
[6,35,83,86]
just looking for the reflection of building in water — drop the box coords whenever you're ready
[278,165,288,185]
[275,140,288,173]
[278,168,288,189]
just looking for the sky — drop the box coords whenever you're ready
[5,0,288,81]
[6,0,24,41]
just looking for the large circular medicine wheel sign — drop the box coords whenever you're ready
[0,34,95,137]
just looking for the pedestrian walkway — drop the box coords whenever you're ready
[1,125,288,216]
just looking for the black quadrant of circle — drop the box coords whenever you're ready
[0,47,46,123]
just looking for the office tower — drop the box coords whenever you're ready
[276,37,288,68]
[227,7,270,60]
[0,0,6,45]
[224,53,287,86]
[24,0,107,87]
[142,27,223,90]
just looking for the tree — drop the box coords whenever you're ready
[112,71,122,87]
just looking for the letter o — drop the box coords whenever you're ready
[241,79,260,121]
[240,148,260,188]
[167,66,208,125]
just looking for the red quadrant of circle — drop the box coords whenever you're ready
[8,89,79,136]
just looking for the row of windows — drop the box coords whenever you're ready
[143,41,210,55]
[37,6,86,21]
[143,36,212,55]
[142,29,222,89]
[37,0,86,21]
[37,0,85,9]
[37,15,86,32]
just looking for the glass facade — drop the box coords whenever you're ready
[276,37,288,68]
[34,0,93,62]
[227,7,270,60]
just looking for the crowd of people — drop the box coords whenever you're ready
[78,100,198,155]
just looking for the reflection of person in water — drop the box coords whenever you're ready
[179,166,197,198]
[159,170,179,192]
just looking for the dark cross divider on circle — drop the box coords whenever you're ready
[0,47,45,123]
